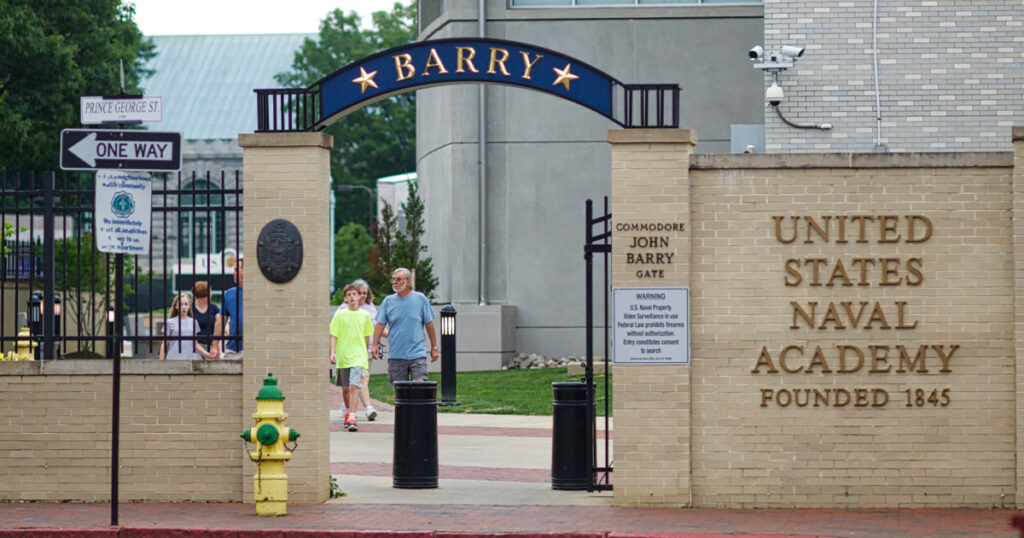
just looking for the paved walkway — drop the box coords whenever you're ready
[0,385,1020,537]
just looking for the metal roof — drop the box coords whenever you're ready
[142,34,314,141]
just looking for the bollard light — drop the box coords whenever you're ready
[439,305,459,406]
[53,295,62,359]
[28,291,42,360]
[106,304,115,359]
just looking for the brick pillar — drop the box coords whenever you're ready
[238,132,332,503]
[1013,125,1024,509]
[608,128,695,506]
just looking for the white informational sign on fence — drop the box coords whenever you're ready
[94,170,152,255]
[611,287,690,364]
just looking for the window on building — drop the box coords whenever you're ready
[511,0,758,5]
[178,180,225,259]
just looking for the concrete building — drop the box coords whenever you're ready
[415,0,1024,364]
[416,0,765,361]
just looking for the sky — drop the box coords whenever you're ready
[130,0,400,36]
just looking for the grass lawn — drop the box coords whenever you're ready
[367,368,612,416]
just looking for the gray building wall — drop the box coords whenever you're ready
[417,1,763,357]
[763,0,1024,153]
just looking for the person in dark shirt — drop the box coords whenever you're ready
[191,280,220,359]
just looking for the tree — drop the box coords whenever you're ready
[53,233,143,355]
[275,1,417,230]
[0,0,155,171]
[331,222,373,303]
[367,181,438,301]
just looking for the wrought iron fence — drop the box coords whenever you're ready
[0,169,242,360]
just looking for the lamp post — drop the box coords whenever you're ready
[439,305,459,406]
[107,304,115,359]
[53,295,61,359]
[28,291,42,360]
[334,184,375,228]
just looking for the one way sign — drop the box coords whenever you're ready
[60,129,181,171]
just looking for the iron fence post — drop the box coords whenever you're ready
[42,172,55,361]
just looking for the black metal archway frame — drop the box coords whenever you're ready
[255,38,679,132]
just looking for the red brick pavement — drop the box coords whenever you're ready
[0,503,1020,537]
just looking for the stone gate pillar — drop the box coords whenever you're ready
[239,132,332,503]
[608,128,695,506]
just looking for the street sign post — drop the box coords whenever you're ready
[59,129,181,171]
[80,95,162,124]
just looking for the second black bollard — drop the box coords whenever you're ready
[392,380,439,488]
[551,381,593,490]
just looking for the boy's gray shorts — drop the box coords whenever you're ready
[387,358,428,384]
[338,366,364,388]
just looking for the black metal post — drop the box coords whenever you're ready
[42,172,55,361]
[583,199,596,490]
[439,305,458,406]
[111,253,123,526]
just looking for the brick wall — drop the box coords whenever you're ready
[610,127,1020,508]
[763,0,1024,153]
[0,360,242,502]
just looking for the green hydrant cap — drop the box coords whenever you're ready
[256,423,280,445]
[256,373,285,401]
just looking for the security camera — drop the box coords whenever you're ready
[748,46,764,60]
[780,45,805,59]
[766,82,784,106]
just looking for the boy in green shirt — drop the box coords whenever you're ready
[330,283,374,431]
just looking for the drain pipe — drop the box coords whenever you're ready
[872,0,886,152]
[477,0,487,305]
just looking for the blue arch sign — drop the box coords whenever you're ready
[257,38,678,130]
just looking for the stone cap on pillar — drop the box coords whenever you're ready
[238,132,333,149]
[607,128,697,146]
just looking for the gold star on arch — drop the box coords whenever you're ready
[552,63,579,91]
[352,67,379,94]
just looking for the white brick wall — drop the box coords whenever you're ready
[764,0,1024,153]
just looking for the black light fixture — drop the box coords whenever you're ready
[439,305,459,406]
[107,304,116,359]
[28,291,42,360]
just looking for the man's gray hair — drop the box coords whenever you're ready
[392,267,412,280]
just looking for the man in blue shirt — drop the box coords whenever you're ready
[216,256,243,359]
[372,267,438,383]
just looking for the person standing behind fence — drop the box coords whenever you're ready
[215,256,243,359]
[191,280,220,360]
[372,268,439,384]
[159,292,202,360]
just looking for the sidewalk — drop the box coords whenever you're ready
[0,384,1020,537]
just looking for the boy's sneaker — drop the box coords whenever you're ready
[365,406,377,421]
[346,419,358,432]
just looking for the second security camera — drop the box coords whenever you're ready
[780,45,805,59]
[748,46,764,60]
[766,82,784,106]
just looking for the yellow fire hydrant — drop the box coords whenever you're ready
[3,327,37,361]
[241,373,300,516]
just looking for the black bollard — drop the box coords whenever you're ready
[392,381,439,488]
[551,381,593,490]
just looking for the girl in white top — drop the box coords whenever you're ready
[159,292,202,360]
